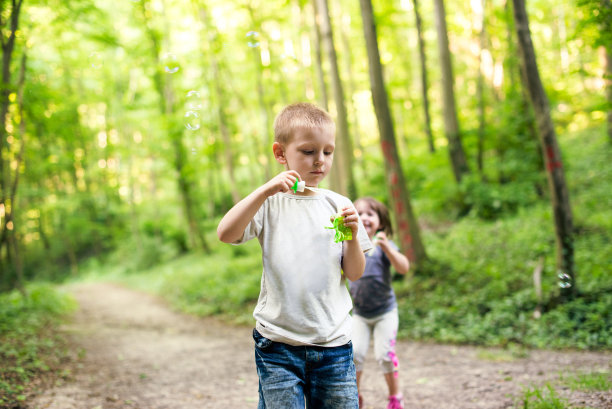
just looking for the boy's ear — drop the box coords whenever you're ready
[273,142,287,164]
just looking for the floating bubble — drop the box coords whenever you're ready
[186,90,202,110]
[246,31,260,48]
[557,271,572,288]
[161,53,179,74]
[185,111,200,130]
[89,52,103,69]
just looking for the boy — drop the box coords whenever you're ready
[217,102,372,408]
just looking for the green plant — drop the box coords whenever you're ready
[561,371,612,392]
[516,383,567,409]
[0,284,76,407]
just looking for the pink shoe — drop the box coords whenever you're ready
[387,394,404,409]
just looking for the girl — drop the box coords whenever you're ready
[351,197,410,409]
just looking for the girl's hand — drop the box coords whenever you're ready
[373,231,389,248]
[262,170,300,197]
[339,206,360,238]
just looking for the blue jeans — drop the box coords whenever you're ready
[253,329,359,409]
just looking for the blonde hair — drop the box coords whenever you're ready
[273,102,335,145]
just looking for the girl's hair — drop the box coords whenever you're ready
[273,102,335,145]
[355,196,393,237]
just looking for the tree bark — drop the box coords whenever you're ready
[0,0,24,287]
[245,6,273,184]
[311,0,329,112]
[358,0,427,267]
[512,0,575,299]
[606,44,612,143]
[413,0,435,153]
[476,0,486,176]
[315,0,357,199]
[433,0,470,182]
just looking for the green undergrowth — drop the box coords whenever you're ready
[512,369,611,408]
[0,284,76,408]
[393,130,612,350]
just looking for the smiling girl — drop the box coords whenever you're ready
[350,197,410,409]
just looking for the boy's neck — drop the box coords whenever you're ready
[293,186,318,196]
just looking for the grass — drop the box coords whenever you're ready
[561,371,612,392]
[513,369,612,409]
[0,284,76,408]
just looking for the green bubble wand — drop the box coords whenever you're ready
[291,179,306,193]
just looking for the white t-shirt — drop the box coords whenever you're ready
[236,188,372,347]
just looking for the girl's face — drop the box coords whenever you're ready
[355,200,380,239]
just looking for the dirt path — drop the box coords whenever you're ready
[26,282,611,409]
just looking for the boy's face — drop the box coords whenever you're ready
[273,126,335,188]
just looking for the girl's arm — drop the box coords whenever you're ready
[339,206,366,281]
[376,232,410,275]
[217,171,300,243]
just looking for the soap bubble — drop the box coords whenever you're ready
[246,31,260,48]
[89,52,103,69]
[161,53,179,74]
[184,111,200,130]
[186,90,202,110]
[557,271,572,288]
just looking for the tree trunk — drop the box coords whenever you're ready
[0,0,24,288]
[311,0,329,111]
[193,3,242,205]
[413,0,435,153]
[358,0,427,267]
[512,0,575,299]
[339,15,365,175]
[315,0,357,199]
[141,2,210,253]
[476,0,486,176]
[433,0,470,182]
[246,6,273,183]
[606,44,612,143]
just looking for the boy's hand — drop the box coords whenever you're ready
[263,170,301,197]
[339,206,360,238]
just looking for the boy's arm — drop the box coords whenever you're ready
[338,206,366,281]
[342,239,366,281]
[217,171,300,243]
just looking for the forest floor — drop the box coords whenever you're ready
[25,282,612,409]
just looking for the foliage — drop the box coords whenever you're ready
[512,369,611,409]
[0,284,76,408]
[515,383,568,409]
[394,130,612,349]
[561,371,612,392]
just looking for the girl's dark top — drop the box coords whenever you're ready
[349,241,398,318]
